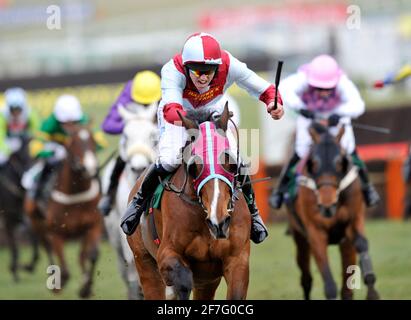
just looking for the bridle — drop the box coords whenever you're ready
[161,117,242,215]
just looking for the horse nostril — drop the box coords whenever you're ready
[220,215,231,229]
[219,215,231,238]
[206,218,214,231]
[319,204,337,217]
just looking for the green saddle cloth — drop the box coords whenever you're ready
[147,174,172,211]
[285,164,299,205]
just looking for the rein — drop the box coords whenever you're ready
[298,166,359,198]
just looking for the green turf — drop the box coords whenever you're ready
[0,220,409,300]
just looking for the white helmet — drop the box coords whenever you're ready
[182,32,222,66]
[5,87,28,112]
[53,94,83,123]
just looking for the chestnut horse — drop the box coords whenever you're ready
[287,122,380,300]
[27,124,102,298]
[127,105,251,300]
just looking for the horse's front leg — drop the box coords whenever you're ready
[158,246,193,300]
[307,227,337,300]
[5,223,19,282]
[23,223,40,273]
[223,251,250,300]
[49,233,70,289]
[347,218,380,300]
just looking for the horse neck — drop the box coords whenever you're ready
[56,159,92,194]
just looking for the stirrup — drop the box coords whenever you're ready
[250,213,268,244]
[98,194,114,216]
[120,197,145,235]
[269,189,284,209]
[364,185,380,208]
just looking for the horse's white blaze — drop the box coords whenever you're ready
[78,129,90,141]
[210,179,220,225]
[84,150,98,176]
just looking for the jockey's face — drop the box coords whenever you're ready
[10,107,22,119]
[313,86,334,98]
[187,64,217,90]
[61,121,79,133]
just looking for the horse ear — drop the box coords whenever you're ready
[309,126,321,144]
[178,110,198,130]
[335,125,345,144]
[218,101,229,132]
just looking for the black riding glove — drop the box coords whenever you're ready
[328,114,341,127]
[299,109,315,119]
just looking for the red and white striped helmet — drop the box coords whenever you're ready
[182,32,222,66]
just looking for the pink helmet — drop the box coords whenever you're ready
[302,55,343,89]
[182,32,222,66]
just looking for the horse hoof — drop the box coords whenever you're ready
[367,289,380,300]
[52,288,63,295]
[23,264,35,273]
[79,286,92,299]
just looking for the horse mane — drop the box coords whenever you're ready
[185,108,217,124]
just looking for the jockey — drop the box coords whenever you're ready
[0,87,40,167]
[120,32,284,243]
[26,94,107,201]
[269,54,380,209]
[98,70,162,216]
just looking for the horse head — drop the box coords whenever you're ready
[179,102,237,239]
[306,122,350,216]
[119,105,158,181]
[64,124,98,179]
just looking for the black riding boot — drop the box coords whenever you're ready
[240,174,268,244]
[269,153,300,209]
[98,156,126,216]
[352,151,380,207]
[34,161,60,201]
[120,163,169,236]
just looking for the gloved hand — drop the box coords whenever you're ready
[299,109,315,119]
[328,114,341,127]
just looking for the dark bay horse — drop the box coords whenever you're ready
[287,123,380,300]
[26,124,102,298]
[127,105,252,300]
[0,135,39,281]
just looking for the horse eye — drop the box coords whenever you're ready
[188,157,204,179]
[307,156,321,175]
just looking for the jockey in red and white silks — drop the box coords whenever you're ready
[158,33,280,171]
[121,32,284,244]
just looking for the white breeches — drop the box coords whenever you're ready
[295,116,356,158]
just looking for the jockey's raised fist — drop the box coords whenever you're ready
[267,101,284,120]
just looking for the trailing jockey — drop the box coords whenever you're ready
[269,55,380,210]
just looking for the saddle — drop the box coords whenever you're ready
[143,174,172,246]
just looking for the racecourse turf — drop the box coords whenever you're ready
[0,220,409,300]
